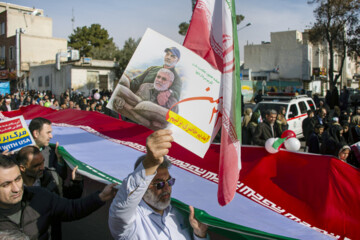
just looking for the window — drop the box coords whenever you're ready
[45,76,50,87]
[38,76,43,87]
[288,104,299,118]
[307,100,315,111]
[0,46,5,58]
[252,76,267,81]
[0,22,5,35]
[9,46,14,60]
[298,101,307,114]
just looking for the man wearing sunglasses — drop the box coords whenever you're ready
[109,129,209,239]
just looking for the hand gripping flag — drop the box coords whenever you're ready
[184,0,242,206]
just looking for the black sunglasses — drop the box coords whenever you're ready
[152,178,176,190]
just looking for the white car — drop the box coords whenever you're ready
[252,94,316,138]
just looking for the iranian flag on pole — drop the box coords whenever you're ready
[184,0,242,206]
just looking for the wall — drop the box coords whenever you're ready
[0,2,44,15]
[29,63,70,96]
[6,11,52,38]
[244,31,311,81]
[29,62,117,97]
[21,34,67,70]
[71,68,114,96]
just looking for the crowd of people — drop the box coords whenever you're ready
[0,85,359,239]
[242,86,360,169]
[0,89,210,239]
[0,89,119,118]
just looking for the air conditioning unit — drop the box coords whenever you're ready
[68,50,80,61]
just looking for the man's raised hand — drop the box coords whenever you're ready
[143,129,173,175]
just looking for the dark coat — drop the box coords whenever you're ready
[243,111,261,145]
[350,125,360,144]
[307,131,322,154]
[0,104,8,112]
[313,115,330,130]
[252,121,283,146]
[0,187,104,240]
[40,146,67,180]
[302,116,316,142]
[320,125,346,156]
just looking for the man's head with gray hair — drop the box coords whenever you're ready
[135,154,174,212]
[265,109,277,124]
[153,68,175,92]
[265,109,277,116]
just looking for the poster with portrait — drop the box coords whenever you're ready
[107,28,222,158]
[0,116,36,152]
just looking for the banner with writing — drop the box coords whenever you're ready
[107,28,222,158]
[0,116,35,152]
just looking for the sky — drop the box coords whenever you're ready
[8,0,316,60]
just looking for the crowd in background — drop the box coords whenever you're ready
[0,88,119,119]
[242,86,360,169]
[2,86,360,170]
[0,88,209,239]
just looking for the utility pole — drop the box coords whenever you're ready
[71,8,75,32]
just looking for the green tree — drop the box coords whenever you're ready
[115,37,141,78]
[348,25,360,56]
[90,42,120,60]
[178,22,190,36]
[307,0,360,90]
[68,24,116,58]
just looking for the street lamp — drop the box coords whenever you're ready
[237,23,251,32]
[237,23,251,70]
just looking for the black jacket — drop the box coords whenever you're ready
[253,121,283,146]
[40,146,67,180]
[307,131,322,154]
[0,186,105,240]
[302,116,316,142]
[0,104,8,112]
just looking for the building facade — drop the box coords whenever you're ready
[29,57,119,97]
[244,30,359,96]
[0,2,67,91]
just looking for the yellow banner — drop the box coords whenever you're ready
[167,111,210,143]
[0,128,29,144]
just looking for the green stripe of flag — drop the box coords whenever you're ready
[230,0,242,140]
[54,143,295,239]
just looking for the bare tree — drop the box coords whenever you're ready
[307,0,360,90]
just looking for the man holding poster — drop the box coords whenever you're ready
[109,129,209,240]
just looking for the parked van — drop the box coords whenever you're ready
[252,94,316,138]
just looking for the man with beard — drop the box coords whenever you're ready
[16,147,47,188]
[0,154,117,239]
[109,129,209,239]
[136,68,178,111]
[253,109,283,146]
[314,107,330,130]
[130,47,182,102]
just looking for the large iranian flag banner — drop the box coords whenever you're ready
[184,0,242,206]
[3,105,360,239]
